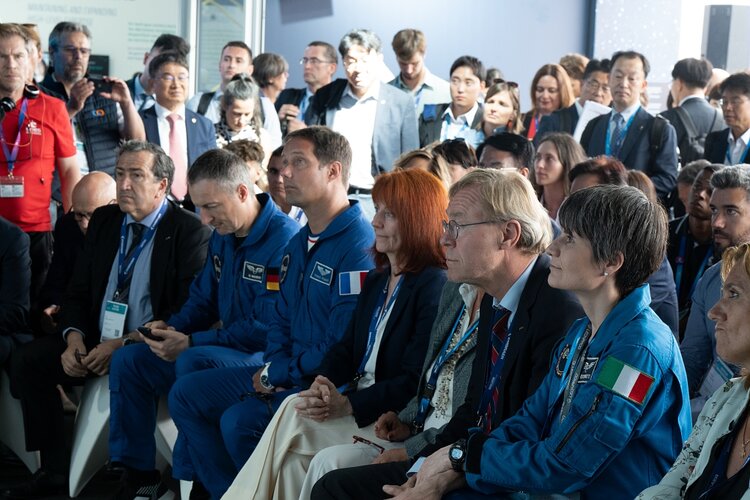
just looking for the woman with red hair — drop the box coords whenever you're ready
[224,168,448,499]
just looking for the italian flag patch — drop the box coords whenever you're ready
[596,357,654,405]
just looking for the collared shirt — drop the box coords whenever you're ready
[97,198,167,335]
[389,68,451,115]
[133,75,154,111]
[726,126,750,165]
[439,102,484,148]
[678,94,706,107]
[492,256,538,328]
[186,90,282,150]
[423,283,480,431]
[328,83,380,189]
[153,102,187,157]
[298,87,315,120]
[608,103,641,149]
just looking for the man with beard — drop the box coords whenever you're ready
[42,22,144,177]
[681,165,750,402]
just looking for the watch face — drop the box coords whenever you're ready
[450,447,464,460]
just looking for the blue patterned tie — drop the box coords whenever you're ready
[611,113,625,158]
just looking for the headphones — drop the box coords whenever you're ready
[0,84,40,121]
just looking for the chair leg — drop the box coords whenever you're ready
[0,371,40,473]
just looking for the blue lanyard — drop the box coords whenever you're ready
[674,232,712,299]
[476,310,513,421]
[554,323,590,408]
[0,99,28,175]
[339,276,402,393]
[604,110,638,156]
[725,141,750,165]
[412,305,479,430]
[116,201,167,294]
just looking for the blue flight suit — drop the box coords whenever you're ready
[168,201,375,498]
[108,194,298,475]
[456,284,691,499]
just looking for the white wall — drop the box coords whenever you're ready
[263,0,590,111]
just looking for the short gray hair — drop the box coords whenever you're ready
[188,149,252,193]
[117,140,174,192]
[221,74,263,130]
[48,21,91,53]
[449,168,552,254]
[339,29,381,58]
[710,164,750,197]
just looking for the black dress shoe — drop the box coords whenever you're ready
[2,468,67,499]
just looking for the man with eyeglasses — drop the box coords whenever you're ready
[140,51,216,206]
[38,172,116,334]
[389,29,450,116]
[580,50,679,205]
[312,168,581,500]
[704,72,750,165]
[419,55,486,149]
[187,41,283,149]
[307,29,418,220]
[275,41,338,136]
[41,22,145,178]
[536,58,612,143]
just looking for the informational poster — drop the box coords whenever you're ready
[4,0,185,81]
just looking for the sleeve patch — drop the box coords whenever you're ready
[596,357,654,405]
[338,270,368,295]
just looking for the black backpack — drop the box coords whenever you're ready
[673,106,721,165]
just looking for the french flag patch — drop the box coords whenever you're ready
[339,270,368,295]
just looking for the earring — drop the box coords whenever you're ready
[603,271,609,277]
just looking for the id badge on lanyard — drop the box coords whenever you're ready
[101,301,128,340]
[0,176,23,198]
[0,99,28,197]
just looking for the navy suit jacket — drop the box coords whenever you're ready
[416,254,584,457]
[275,87,307,111]
[704,128,732,164]
[0,217,30,335]
[316,266,447,427]
[139,106,217,167]
[535,103,579,144]
[307,79,419,177]
[418,102,484,147]
[580,107,679,201]
[58,201,211,349]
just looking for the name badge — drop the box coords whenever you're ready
[0,176,24,198]
[101,300,128,340]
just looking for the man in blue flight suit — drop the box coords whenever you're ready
[168,126,376,498]
[107,148,299,498]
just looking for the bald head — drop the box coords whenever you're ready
[71,172,116,234]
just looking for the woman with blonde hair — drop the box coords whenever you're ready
[482,81,523,136]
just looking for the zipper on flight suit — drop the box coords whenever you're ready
[555,393,603,453]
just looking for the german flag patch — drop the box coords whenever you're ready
[266,267,280,291]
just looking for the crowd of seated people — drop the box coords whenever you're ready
[2,17,750,500]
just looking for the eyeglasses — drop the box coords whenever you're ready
[300,57,333,66]
[61,46,91,56]
[720,97,750,109]
[158,74,189,82]
[585,80,610,93]
[73,210,94,222]
[352,435,384,454]
[442,219,498,240]
[492,78,519,89]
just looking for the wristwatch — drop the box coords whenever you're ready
[259,362,274,391]
[449,439,467,472]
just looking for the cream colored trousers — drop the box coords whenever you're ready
[222,393,398,500]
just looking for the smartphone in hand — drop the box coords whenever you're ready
[137,326,164,342]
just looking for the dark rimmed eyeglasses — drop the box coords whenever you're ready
[442,220,498,240]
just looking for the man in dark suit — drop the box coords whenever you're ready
[306,29,418,220]
[704,72,750,165]
[660,58,725,166]
[418,55,485,148]
[275,41,338,135]
[0,216,31,367]
[536,58,612,143]
[125,33,190,112]
[311,169,583,500]
[39,172,116,334]
[5,141,210,499]
[139,51,216,205]
[580,50,679,204]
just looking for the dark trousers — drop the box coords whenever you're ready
[27,231,53,315]
[9,334,89,472]
[311,461,410,500]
